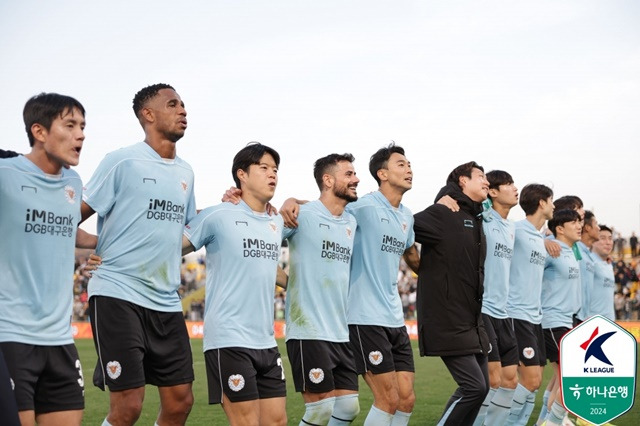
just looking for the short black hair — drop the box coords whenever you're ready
[313,153,355,191]
[23,93,85,147]
[519,184,553,216]
[486,170,513,200]
[599,224,612,234]
[231,142,280,188]
[554,195,583,212]
[132,83,175,120]
[583,210,596,229]
[369,143,405,185]
[0,149,21,159]
[548,209,581,237]
[446,161,484,188]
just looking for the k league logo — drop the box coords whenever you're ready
[560,315,636,425]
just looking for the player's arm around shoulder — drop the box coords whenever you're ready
[183,204,225,255]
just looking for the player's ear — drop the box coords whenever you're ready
[377,168,387,183]
[30,123,47,144]
[322,173,334,190]
[236,168,248,185]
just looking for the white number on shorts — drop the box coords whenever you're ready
[75,359,85,388]
[276,357,285,380]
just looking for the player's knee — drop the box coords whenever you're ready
[113,398,144,424]
[302,397,335,425]
[332,394,360,422]
[399,389,416,412]
[521,374,542,392]
[489,373,502,389]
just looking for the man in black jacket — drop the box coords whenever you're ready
[413,161,490,425]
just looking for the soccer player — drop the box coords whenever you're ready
[81,84,196,426]
[576,211,601,323]
[182,143,287,425]
[588,225,615,320]
[504,184,554,426]
[473,170,520,426]
[345,145,418,426]
[413,161,491,425]
[284,153,361,426]
[0,93,88,426]
[540,209,583,426]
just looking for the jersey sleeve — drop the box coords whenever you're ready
[184,207,217,251]
[82,152,120,216]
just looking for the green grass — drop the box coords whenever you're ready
[77,339,639,425]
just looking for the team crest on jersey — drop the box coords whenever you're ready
[106,361,122,379]
[523,347,535,359]
[309,368,325,384]
[369,351,383,365]
[346,227,353,239]
[64,185,77,204]
[269,221,278,233]
[180,180,188,193]
[402,222,408,233]
[228,374,245,392]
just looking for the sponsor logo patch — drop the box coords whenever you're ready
[369,351,383,365]
[523,347,535,359]
[309,368,325,384]
[228,374,245,392]
[106,361,122,380]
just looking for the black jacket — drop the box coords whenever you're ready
[413,182,489,356]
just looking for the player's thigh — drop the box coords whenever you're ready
[0,342,41,412]
[362,370,399,401]
[517,364,542,391]
[221,393,260,426]
[35,409,82,426]
[258,396,287,426]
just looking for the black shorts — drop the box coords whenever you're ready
[89,296,194,391]
[544,327,570,364]
[512,319,547,367]
[349,324,414,374]
[482,314,519,366]
[0,342,84,414]
[205,347,286,404]
[286,340,359,393]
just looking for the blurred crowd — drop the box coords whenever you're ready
[70,233,638,323]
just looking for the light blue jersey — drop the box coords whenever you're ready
[589,256,615,320]
[507,219,546,324]
[284,200,356,342]
[541,241,581,329]
[576,241,595,321]
[184,201,283,351]
[346,191,414,327]
[83,142,196,311]
[0,156,82,345]
[481,208,515,319]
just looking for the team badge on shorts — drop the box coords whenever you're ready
[228,374,245,392]
[369,351,383,365]
[522,347,535,359]
[106,361,122,379]
[309,368,325,384]
[64,185,77,203]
